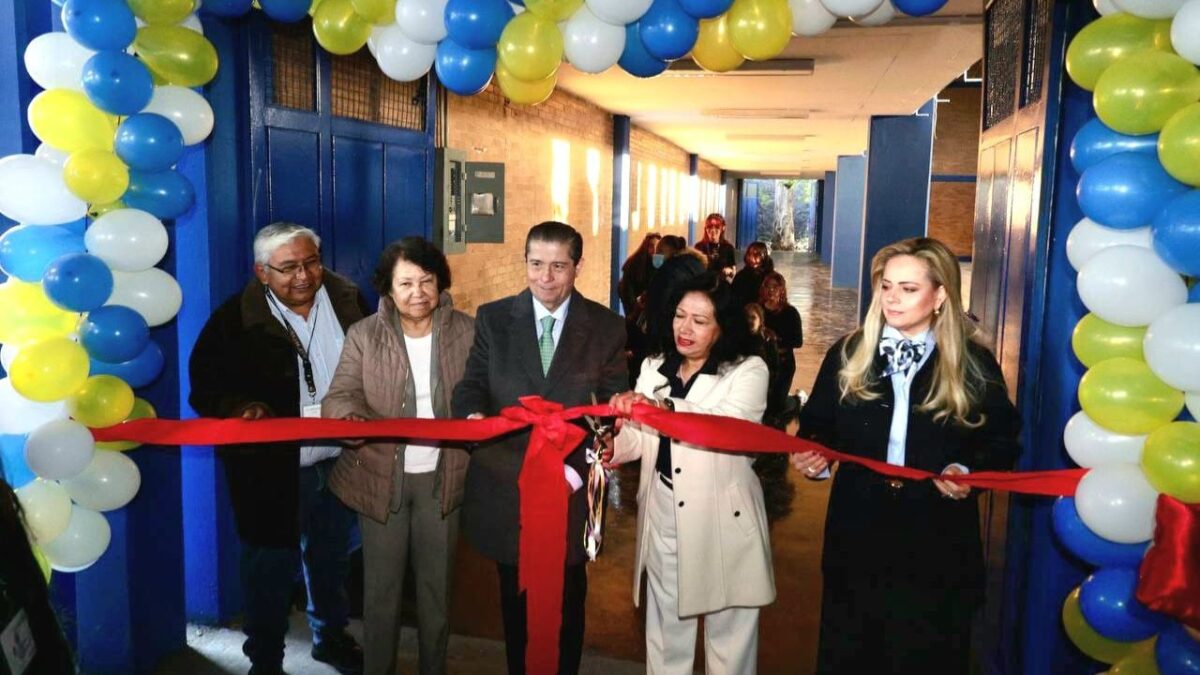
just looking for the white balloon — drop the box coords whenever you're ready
[1187,391,1200,419]
[0,155,88,226]
[23,33,95,93]
[563,8,625,74]
[1144,303,1200,391]
[820,0,882,17]
[35,143,70,167]
[85,209,169,272]
[142,86,215,146]
[14,479,72,544]
[367,23,387,55]
[109,268,184,327]
[587,0,652,26]
[0,343,18,372]
[851,0,894,24]
[1076,245,1188,327]
[790,0,838,35]
[1066,217,1153,271]
[41,506,111,572]
[374,24,438,82]
[510,1,527,12]
[1113,0,1186,18]
[395,0,449,45]
[1095,0,1121,13]
[64,450,141,512]
[1075,464,1159,544]
[181,13,205,34]
[1172,0,1200,65]
[26,420,96,481]
[1063,411,1147,468]
[0,379,69,435]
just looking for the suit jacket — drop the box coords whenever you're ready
[613,355,775,617]
[452,289,627,566]
[798,333,1021,596]
[188,272,369,548]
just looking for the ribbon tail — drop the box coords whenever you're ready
[1137,494,1200,631]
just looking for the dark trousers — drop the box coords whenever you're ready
[240,460,356,668]
[496,562,587,675]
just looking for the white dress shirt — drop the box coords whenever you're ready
[532,294,583,492]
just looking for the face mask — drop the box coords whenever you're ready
[651,254,665,269]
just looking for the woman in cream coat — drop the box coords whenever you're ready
[608,273,774,675]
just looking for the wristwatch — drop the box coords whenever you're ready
[656,396,675,411]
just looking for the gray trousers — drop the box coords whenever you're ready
[360,471,460,675]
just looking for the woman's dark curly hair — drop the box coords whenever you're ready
[651,272,753,367]
[372,237,452,297]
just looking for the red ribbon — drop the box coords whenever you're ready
[93,397,1107,674]
[1137,494,1200,632]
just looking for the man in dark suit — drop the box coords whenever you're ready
[453,221,627,675]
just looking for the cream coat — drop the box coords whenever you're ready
[612,355,776,617]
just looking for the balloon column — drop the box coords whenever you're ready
[0,0,214,575]
[1059,2,1200,670]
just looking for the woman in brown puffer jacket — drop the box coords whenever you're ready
[323,237,474,675]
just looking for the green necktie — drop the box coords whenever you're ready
[539,315,556,375]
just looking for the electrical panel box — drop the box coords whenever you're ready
[464,161,505,243]
[433,148,467,254]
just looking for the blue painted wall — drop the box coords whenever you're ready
[858,99,935,317]
[830,155,866,289]
[819,171,836,264]
[611,115,630,313]
[736,180,759,250]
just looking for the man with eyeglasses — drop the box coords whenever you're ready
[189,222,369,675]
[453,221,627,674]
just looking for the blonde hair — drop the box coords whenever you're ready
[839,237,989,427]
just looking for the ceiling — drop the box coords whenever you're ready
[556,0,983,177]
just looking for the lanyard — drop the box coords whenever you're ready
[265,290,321,400]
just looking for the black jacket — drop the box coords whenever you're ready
[188,272,369,548]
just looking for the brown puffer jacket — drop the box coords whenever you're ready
[323,292,475,523]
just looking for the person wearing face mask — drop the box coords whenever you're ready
[731,242,774,309]
[322,238,474,675]
[790,237,1021,675]
[618,232,662,317]
[695,213,736,281]
[607,273,773,675]
[642,236,706,350]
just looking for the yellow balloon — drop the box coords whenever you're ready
[498,12,564,82]
[27,89,116,153]
[96,397,158,452]
[1065,14,1173,92]
[1062,588,1149,664]
[134,25,220,87]
[351,0,396,24]
[1072,313,1146,368]
[693,15,745,73]
[1108,638,1161,675]
[1079,357,1184,435]
[1158,103,1200,187]
[64,149,130,206]
[728,0,792,62]
[1142,421,1200,503]
[9,338,90,403]
[68,375,135,429]
[0,281,79,346]
[88,201,127,219]
[127,0,196,24]
[1095,50,1200,136]
[496,60,556,105]
[313,0,372,55]
[525,0,582,22]
[32,545,52,583]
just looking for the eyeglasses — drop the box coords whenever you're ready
[264,257,322,277]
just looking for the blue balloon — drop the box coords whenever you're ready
[434,39,497,96]
[1152,190,1200,277]
[1079,568,1168,642]
[259,0,311,21]
[89,341,164,389]
[202,0,254,16]
[115,113,185,172]
[1157,622,1200,675]
[619,23,668,78]
[1052,497,1148,569]
[124,169,196,220]
[444,0,515,50]
[79,305,150,364]
[1077,152,1188,230]
[639,0,698,61]
[42,253,114,313]
[1190,283,1200,303]
[679,0,733,19]
[61,0,137,52]
[1070,118,1160,174]
[81,51,154,116]
[0,435,35,489]
[893,0,948,15]
[0,225,86,282]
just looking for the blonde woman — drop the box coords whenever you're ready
[791,237,1021,674]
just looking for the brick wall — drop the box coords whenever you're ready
[928,84,981,257]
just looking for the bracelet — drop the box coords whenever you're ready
[656,396,675,412]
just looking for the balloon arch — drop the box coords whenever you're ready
[1,0,1200,669]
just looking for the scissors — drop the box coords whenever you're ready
[582,393,615,560]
